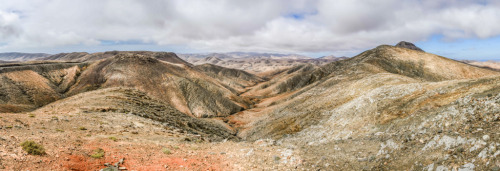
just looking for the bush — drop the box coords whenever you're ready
[90,148,105,158]
[79,127,87,130]
[28,114,35,118]
[162,148,171,154]
[20,141,46,155]
[108,136,118,141]
[55,128,64,132]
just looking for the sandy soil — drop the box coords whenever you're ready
[0,112,303,170]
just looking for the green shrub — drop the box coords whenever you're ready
[90,148,105,158]
[108,136,118,141]
[162,148,171,154]
[20,141,45,155]
[78,127,87,130]
[55,128,64,132]
[28,114,35,118]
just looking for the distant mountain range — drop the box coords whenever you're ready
[0,52,51,61]
[178,52,347,73]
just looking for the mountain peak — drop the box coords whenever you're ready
[395,41,424,52]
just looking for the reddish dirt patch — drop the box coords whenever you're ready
[56,139,228,170]
[61,154,103,171]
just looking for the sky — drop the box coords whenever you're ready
[1,0,500,60]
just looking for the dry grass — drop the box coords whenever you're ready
[20,140,46,155]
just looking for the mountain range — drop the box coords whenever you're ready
[0,42,499,170]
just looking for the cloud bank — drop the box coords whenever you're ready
[1,0,500,56]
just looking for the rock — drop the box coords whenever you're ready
[118,167,126,170]
[119,158,124,164]
[395,41,424,52]
[482,135,490,141]
[458,163,474,171]
[435,165,448,171]
[102,167,118,171]
[245,149,254,156]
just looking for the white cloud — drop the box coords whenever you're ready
[0,0,499,56]
[0,10,21,41]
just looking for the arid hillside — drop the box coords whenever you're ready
[0,44,499,170]
[41,51,192,65]
[65,53,251,118]
[0,62,86,112]
[236,45,500,170]
[194,64,265,92]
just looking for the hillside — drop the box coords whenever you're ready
[237,45,500,170]
[0,45,499,170]
[0,62,86,112]
[42,51,192,65]
[194,64,265,91]
[65,52,247,118]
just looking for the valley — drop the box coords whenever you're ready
[0,42,499,170]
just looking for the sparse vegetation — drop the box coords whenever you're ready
[20,141,45,155]
[0,45,499,170]
[90,148,105,158]
[28,114,35,118]
[108,136,118,141]
[5,126,12,129]
[162,148,172,154]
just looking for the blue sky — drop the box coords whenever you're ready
[416,35,500,61]
[1,0,500,61]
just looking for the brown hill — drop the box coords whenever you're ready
[194,64,265,92]
[235,45,499,170]
[42,51,191,66]
[35,87,237,141]
[66,52,247,118]
[0,62,85,112]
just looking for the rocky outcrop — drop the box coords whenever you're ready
[395,41,424,52]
